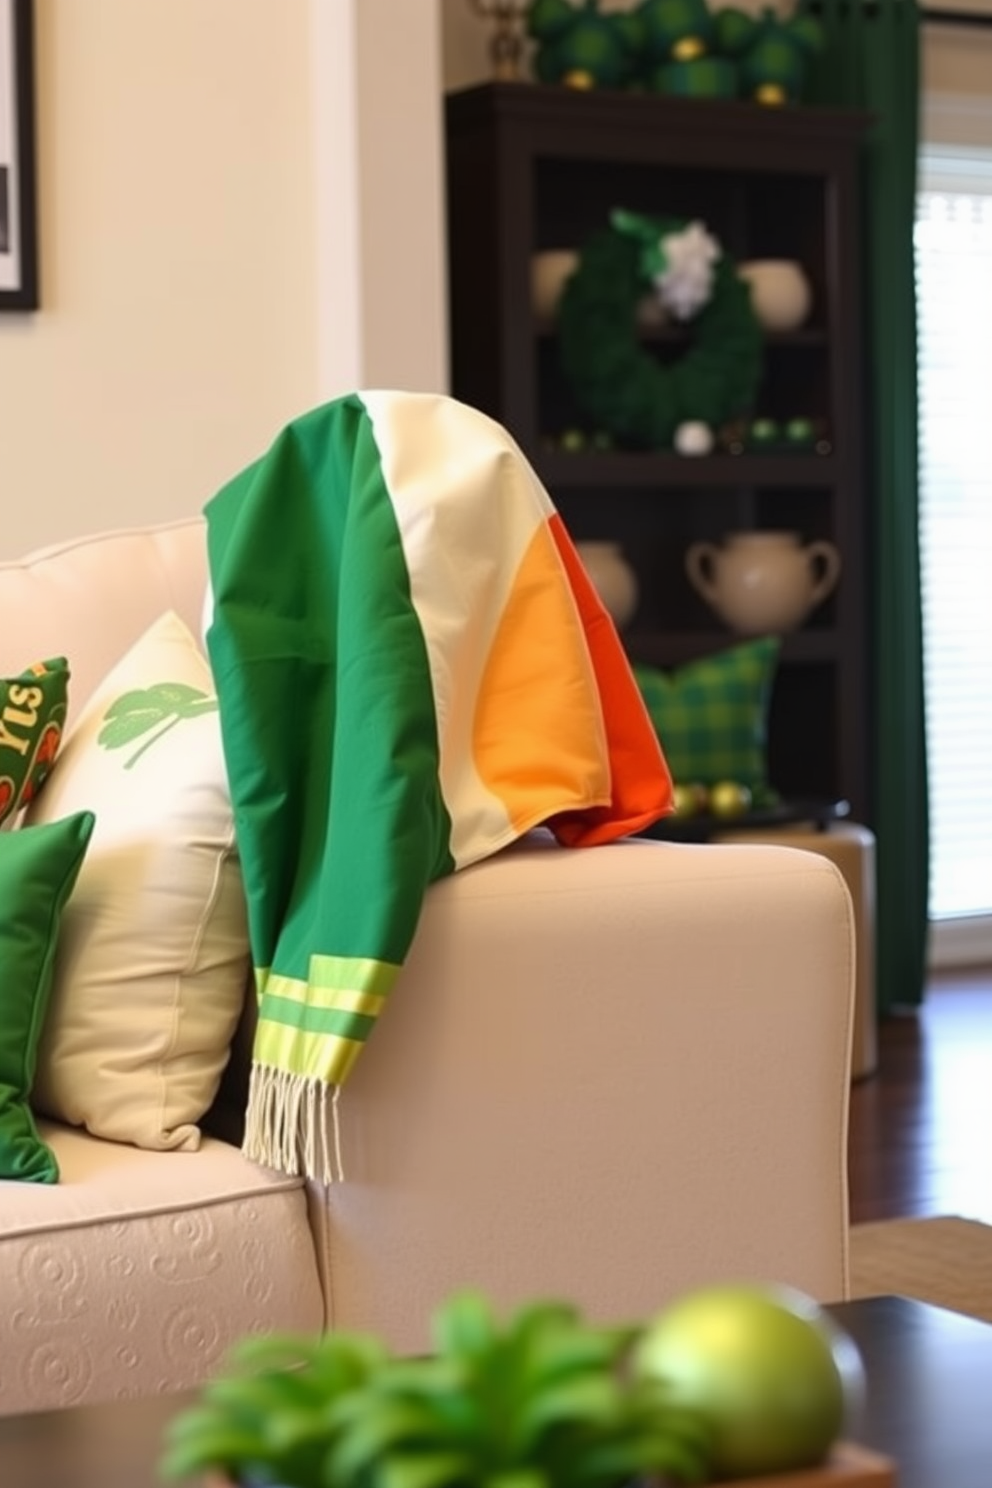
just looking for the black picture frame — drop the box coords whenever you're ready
[0,0,37,310]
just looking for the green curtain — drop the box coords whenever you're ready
[806,0,929,1015]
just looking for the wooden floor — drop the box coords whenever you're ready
[848,963,992,1225]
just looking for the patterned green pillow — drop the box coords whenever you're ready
[633,637,780,806]
[0,658,69,825]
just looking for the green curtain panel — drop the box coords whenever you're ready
[806,0,929,1014]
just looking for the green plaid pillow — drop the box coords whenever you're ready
[633,637,780,806]
[0,658,69,826]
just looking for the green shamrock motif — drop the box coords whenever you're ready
[98,682,219,769]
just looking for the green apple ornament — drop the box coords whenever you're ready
[632,1283,865,1479]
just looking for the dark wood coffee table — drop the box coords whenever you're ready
[1,1296,990,1487]
[833,1295,992,1486]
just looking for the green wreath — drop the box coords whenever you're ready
[557,212,763,450]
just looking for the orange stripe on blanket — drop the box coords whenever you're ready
[546,515,673,845]
[471,520,614,835]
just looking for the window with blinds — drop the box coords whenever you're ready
[916,149,992,938]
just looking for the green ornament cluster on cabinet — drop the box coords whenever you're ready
[444,81,873,824]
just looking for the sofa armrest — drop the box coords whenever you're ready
[304,833,855,1350]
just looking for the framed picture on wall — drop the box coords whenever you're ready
[0,0,36,310]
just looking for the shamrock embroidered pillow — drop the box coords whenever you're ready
[632,636,781,806]
[24,611,249,1151]
[0,657,69,825]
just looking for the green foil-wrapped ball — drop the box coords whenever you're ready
[633,1283,855,1480]
[655,57,738,97]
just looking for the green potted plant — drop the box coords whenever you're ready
[159,1290,716,1488]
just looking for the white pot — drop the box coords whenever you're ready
[737,259,813,332]
[684,530,841,634]
[530,249,579,320]
[576,541,639,629]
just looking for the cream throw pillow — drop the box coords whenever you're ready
[25,611,249,1151]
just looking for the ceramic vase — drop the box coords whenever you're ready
[684,530,841,635]
[576,541,639,629]
[737,260,813,332]
[530,249,579,320]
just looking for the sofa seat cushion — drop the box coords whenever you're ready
[0,1123,325,1416]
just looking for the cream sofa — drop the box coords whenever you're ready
[0,517,857,1417]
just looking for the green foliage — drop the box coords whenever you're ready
[160,1292,717,1488]
[557,218,762,449]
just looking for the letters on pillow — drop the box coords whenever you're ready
[24,612,249,1152]
[0,658,69,825]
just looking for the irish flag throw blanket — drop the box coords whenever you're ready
[204,390,673,1180]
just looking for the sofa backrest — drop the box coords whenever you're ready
[0,517,208,728]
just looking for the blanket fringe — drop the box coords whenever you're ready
[243,1064,344,1184]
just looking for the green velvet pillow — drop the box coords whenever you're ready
[0,810,94,1183]
[0,657,70,824]
[633,637,780,806]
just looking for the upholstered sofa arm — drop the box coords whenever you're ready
[304,830,855,1351]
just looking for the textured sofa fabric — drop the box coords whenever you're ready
[0,1125,323,1414]
[0,515,858,1417]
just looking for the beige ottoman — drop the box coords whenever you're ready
[713,821,877,1081]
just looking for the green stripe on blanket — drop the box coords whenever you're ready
[206,399,455,1173]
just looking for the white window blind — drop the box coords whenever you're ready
[916,150,992,935]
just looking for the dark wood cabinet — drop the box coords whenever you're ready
[444,82,873,821]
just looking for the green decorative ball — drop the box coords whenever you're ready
[528,0,642,89]
[672,781,710,817]
[634,1284,852,1479]
[708,779,753,817]
[784,416,816,446]
[636,0,716,63]
[749,417,780,446]
[655,57,738,97]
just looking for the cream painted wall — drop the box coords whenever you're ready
[443,1,491,91]
[1,0,451,561]
[311,0,449,400]
[0,1,320,558]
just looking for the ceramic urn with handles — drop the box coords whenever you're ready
[684,530,841,635]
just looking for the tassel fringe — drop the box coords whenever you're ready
[243,1063,345,1184]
